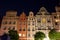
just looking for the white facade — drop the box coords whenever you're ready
[35,7,53,40]
[36,7,53,31]
[27,11,36,40]
[1,11,19,33]
[52,6,60,32]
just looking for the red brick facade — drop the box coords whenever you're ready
[17,12,27,40]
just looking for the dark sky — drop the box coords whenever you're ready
[0,0,60,19]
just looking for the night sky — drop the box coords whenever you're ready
[0,0,60,19]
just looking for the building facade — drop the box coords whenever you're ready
[17,12,27,40]
[0,6,60,40]
[27,11,36,40]
[35,7,53,31]
[35,7,53,40]
[1,11,18,33]
[52,6,60,32]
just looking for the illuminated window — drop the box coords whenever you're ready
[19,33,21,36]
[42,18,46,23]
[55,20,59,22]
[23,34,25,37]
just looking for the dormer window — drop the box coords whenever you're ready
[47,20,51,23]
[31,14,32,16]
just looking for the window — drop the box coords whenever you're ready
[3,27,6,30]
[37,21,41,22]
[3,22,6,24]
[23,28,26,31]
[20,22,21,25]
[31,14,32,16]
[32,23,34,25]
[8,27,11,30]
[35,27,38,30]
[48,26,51,30]
[30,18,31,20]
[32,29,34,31]
[24,18,25,20]
[19,28,22,31]
[23,34,25,37]
[28,21,30,25]
[28,34,30,37]
[32,34,34,37]
[13,27,15,30]
[42,18,46,23]
[32,21,34,25]
[19,33,21,36]
[13,21,16,24]
[3,22,5,24]
[19,27,22,31]
[38,27,41,30]
[28,23,30,25]
[32,18,33,20]
[9,21,11,24]
[47,20,51,23]
[55,22,58,25]
[32,27,35,31]
[26,18,28,19]
[28,28,30,31]
[24,22,25,25]
[5,21,7,24]
[37,19,41,23]
[54,16,56,18]
[19,29,22,31]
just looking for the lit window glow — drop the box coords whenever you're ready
[23,34,25,37]
[19,33,21,36]
[42,18,46,23]
[56,20,59,22]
